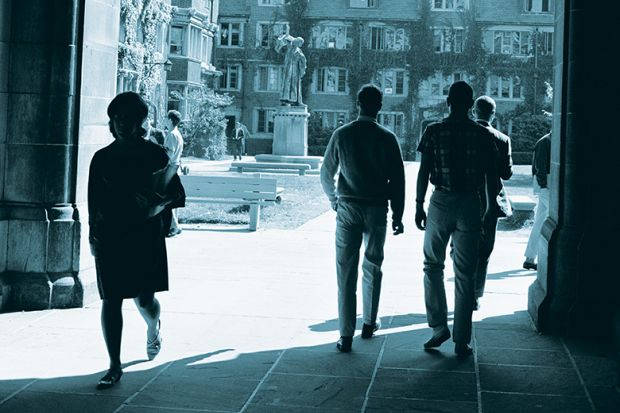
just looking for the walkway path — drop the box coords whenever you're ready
[0,164,617,412]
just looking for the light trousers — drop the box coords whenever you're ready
[423,191,480,344]
[335,201,387,337]
[524,188,549,262]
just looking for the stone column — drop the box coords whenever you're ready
[528,0,620,337]
[0,0,120,311]
[272,106,310,156]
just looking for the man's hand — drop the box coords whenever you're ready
[392,220,404,235]
[415,206,427,231]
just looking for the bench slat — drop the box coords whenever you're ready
[181,175,278,186]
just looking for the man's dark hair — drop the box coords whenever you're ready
[474,95,496,118]
[357,84,382,115]
[447,80,474,109]
[107,91,149,123]
[167,110,182,127]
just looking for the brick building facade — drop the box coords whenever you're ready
[215,0,554,159]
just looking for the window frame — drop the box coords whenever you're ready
[219,21,244,48]
[314,67,348,95]
[255,64,283,92]
[431,0,469,11]
[255,108,276,133]
[486,75,524,101]
[374,68,407,96]
[310,22,352,50]
[367,24,408,51]
[377,111,405,138]
[256,21,290,48]
[220,64,242,91]
[313,110,350,129]
[432,27,465,53]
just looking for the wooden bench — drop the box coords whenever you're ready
[230,161,311,176]
[180,174,283,231]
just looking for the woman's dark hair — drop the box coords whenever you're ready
[107,91,149,139]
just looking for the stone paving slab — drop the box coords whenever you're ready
[0,162,618,412]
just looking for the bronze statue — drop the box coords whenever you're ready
[275,34,307,106]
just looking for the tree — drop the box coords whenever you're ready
[182,88,233,160]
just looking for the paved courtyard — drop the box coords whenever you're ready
[0,164,618,412]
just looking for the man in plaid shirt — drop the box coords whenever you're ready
[415,81,497,357]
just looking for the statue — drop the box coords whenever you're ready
[275,34,307,106]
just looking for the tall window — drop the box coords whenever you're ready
[525,0,553,12]
[220,65,241,90]
[350,0,377,8]
[492,30,532,55]
[259,0,288,5]
[256,108,276,133]
[429,72,466,97]
[188,25,202,60]
[374,69,406,95]
[378,112,405,137]
[220,22,243,47]
[313,111,349,128]
[170,26,184,54]
[201,33,212,64]
[257,22,289,48]
[433,28,464,53]
[539,31,553,55]
[368,25,407,51]
[487,75,524,100]
[315,67,347,94]
[432,0,468,10]
[256,65,283,92]
[311,23,352,49]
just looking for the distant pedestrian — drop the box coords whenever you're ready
[472,96,513,309]
[415,81,497,357]
[88,92,182,389]
[523,131,551,270]
[148,128,165,146]
[321,84,405,353]
[232,121,248,160]
[163,110,184,237]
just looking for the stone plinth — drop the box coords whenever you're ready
[272,106,309,156]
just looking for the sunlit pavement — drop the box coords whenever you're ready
[1,164,618,412]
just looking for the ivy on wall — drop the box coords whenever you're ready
[270,0,553,158]
[118,0,173,100]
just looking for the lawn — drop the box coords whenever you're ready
[177,172,332,229]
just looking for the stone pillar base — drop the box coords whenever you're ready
[273,105,310,156]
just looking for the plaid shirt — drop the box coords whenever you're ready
[417,115,497,192]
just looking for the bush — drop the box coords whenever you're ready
[182,88,233,160]
[507,112,552,153]
[307,115,334,156]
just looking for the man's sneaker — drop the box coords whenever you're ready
[361,320,381,339]
[424,325,451,349]
[166,227,182,238]
[523,260,537,271]
[336,336,352,352]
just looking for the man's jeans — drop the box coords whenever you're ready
[475,214,499,298]
[524,188,549,262]
[424,191,480,345]
[336,201,387,337]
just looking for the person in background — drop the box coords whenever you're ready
[523,131,551,270]
[472,96,513,309]
[163,110,184,237]
[232,121,248,160]
[321,84,405,353]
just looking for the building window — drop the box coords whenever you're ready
[220,65,241,90]
[188,25,202,60]
[315,67,348,94]
[201,33,212,64]
[256,65,283,92]
[432,0,468,10]
[538,31,553,55]
[368,25,408,51]
[170,25,184,55]
[492,30,532,55]
[168,84,186,113]
[525,0,553,12]
[313,111,349,128]
[487,75,524,100]
[310,23,352,49]
[433,28,464,53]
[378,112,405,137]
[374,69,406,95]
[257,22,289,48]
[429,72,466,97]
[256,108,276,133]
[259,0,289,5]
[219,22,243,47]
[350,0,377,8]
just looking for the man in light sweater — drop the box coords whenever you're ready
[321,84,406,353]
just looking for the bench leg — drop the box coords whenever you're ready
[299,169,305,176]
[237,166,243,173]
[249,204,260,231]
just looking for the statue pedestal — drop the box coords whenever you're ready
[273,106,310,156]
